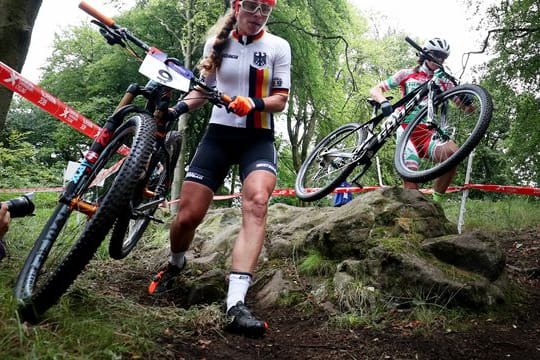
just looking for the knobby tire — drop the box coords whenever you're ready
[295,123,364,202]
[15,113,155,322]
[108,131,181,259]
[394,84,492,183]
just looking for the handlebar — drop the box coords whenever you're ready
[78,1,231,107]
[79,1,116,28]
[405,36,445,68]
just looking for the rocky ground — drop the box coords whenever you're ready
[121,225,539,360]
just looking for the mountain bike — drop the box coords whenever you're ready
[14,1,231,322]
[295,37,493,201]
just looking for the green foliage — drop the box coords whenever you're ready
[271,0,373,170]
[483,0,540,93]
[507,93,540,184]
[469,0,540,185]
[298,251,336,276]
[0,130,64,188]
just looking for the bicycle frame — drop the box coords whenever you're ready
[344,64,457,186]
[57,1,232,220]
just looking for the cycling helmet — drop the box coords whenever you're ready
[422,37,451,57]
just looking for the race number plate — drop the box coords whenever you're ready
[138,51,192,92]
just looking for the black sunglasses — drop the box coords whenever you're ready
[427,50,448,62]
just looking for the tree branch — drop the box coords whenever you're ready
[459,26,540,79]
[269,19,357,91]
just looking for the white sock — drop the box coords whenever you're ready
[226,272,252,311]
[168,251,186,268]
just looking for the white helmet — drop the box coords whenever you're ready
[422,37,450,57]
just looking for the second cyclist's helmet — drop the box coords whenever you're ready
[422,37,451,57]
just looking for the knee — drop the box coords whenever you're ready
[243,192,270,219]
[174,209,204,231]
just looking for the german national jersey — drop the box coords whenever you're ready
[202,30,291,131]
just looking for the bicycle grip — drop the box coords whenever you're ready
[221,94,232,104]
[79,1,116,27]
[405,36,423,52]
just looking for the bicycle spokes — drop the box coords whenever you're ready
[395,84,492,183]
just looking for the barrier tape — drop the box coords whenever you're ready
[1,61,101,140]
[1,184,539,198]
[463,184,540,197]
[1,61,130,156]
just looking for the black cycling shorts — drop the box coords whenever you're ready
[185,124,277,192]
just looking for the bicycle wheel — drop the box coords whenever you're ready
[295,123,367,202]
[394,84,492,183]
[109,131,181,259]
[14,113,155,322]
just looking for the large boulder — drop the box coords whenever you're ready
[166,187,508,311]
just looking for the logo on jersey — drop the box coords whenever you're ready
[223,53,238,59]
[253,52,267,67]
[272,78,283,87]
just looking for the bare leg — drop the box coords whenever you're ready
[169,181,214,253]
[403,180,419,190]
[231,170,276,274]
[432,141,459,194]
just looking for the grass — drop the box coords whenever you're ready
[0,192,539,358]
[444,195,540,232]
[297,251,336,276]
[0,191,180,359]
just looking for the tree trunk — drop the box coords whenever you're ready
[171,0,194,212]
[0,0,42,130]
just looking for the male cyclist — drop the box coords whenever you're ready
[370,37,458,203]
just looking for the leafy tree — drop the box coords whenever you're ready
[269,0,367,173]
[0,129,64,188]
[474,0,540,186]
[481,0,540,93]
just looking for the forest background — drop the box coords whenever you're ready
[0,0,538,204]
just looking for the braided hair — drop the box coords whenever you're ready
[198,9,236,76]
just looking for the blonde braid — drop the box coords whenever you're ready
[198,10,236,76]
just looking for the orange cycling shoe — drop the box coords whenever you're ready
[148,261,185,295]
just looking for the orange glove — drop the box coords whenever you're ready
[227,96,264,116]
[228,96,255,116]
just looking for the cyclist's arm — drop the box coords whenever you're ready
[261,90,289,113]
[369,83,389,104]
[181,87,211,111]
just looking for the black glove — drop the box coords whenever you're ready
[170,101,189,118]
[380,100,393,117]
